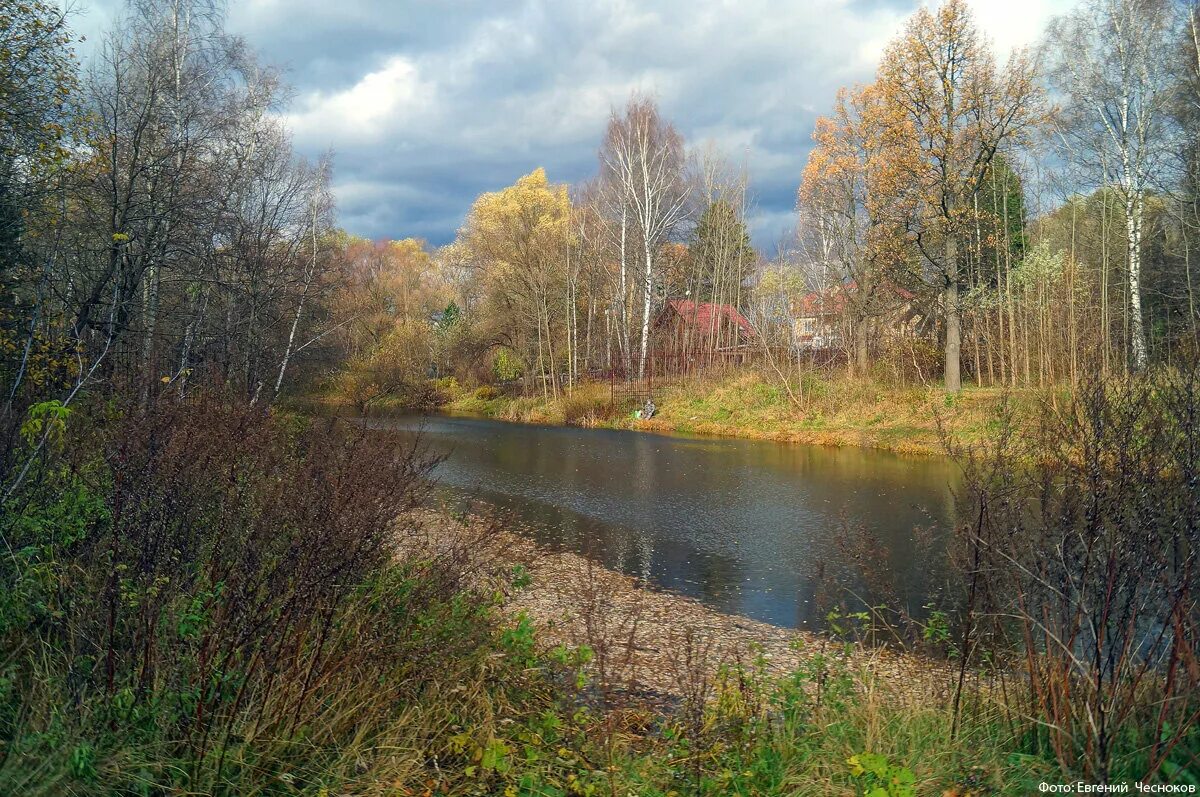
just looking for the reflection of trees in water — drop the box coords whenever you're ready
[388,416,959,628]
[692,555,742,605]
[635,533,653,583]
[804,510,952,629]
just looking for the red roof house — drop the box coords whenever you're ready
[653,300,756,357]
[660,300,754,336]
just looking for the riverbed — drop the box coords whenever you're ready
[362,414,961,630]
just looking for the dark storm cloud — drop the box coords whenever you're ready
[74,0,1068,249]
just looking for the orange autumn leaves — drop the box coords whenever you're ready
[800,0,1044,391]
[801,0,1043,298]
[801,81,915,278]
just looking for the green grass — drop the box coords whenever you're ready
[587,652,1051,797]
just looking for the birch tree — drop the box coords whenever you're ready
[1046,0,1182,370]
[601,95,688,378]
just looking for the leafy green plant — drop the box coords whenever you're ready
[847,752,917,797]
[19,399,70,447]
[493,348,523,382]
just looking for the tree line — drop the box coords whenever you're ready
[801,0,1200,391]
[333,0,1200,407]
[5,0,1200,446]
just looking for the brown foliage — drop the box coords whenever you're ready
[954,372,1200,780]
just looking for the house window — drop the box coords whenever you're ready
[800,318,815,334]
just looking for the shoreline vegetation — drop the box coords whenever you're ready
[416,508,959,699]
[7,389,1193,794]
[302,370,1026,457]
[405,507,1039,793]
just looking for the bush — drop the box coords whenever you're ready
[491,348,523,383]
[954,371,1200,783]
[0,398,525,795]
[329,322,440,411]
[874,337,943,386]
[0,394,1068,796]
[561,390,613,426]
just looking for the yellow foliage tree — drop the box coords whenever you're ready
[800,81,917,373]
[875,0,1042,391]
[461,168,572,398]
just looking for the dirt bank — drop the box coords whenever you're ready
[412,508,959,702]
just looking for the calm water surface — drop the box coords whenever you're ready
[366,414,960,630]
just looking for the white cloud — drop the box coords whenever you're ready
[75,0,1082,246]
[284,56,431,142]
[962,0,1075,58]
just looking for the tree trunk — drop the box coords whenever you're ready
[618,207,630,375]
[638,238,653,380]
[944,235,962,393]
[1126,189,1148,370]
[853,318,868,376]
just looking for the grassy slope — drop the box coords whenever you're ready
[445,371,1025,456]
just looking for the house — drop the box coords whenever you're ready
[652,299,756,359]
[793,289,848,349]
[792,281,924,350]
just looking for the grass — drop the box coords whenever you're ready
[10,386,1197,793]
[439,370,1026,456]
[0,393,1050,796]
[549,650,1049,797]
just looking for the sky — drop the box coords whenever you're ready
[71,0,1075,250]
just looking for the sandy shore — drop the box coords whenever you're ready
[411,508,959,703]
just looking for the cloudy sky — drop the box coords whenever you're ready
[73,0,1073,249]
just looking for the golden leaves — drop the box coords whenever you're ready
[462,167,572,287]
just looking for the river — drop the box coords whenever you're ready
[364,414,960,630]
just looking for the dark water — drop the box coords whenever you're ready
[366,414,960,630]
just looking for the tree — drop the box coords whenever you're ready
[0,0,78,429]
[691,200,753,296]
[800,81,914,374]
[460,168,571,397]
[0,0,76,218]
[877,0,1042,391]
[1046,0,1182,370]
[1172,3,1200,350]
[601,94,688,379]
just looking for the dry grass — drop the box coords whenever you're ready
[642,371,1031,455]
[441,370,1025,456]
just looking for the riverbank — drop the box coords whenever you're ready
[439,370,1026,456]
[402,507,1046,794]
[412,507,958,701]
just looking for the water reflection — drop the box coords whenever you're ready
[363,414,960,630]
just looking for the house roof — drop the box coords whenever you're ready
[660,299,755,337]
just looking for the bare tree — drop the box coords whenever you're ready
[1047,0,1183,370]
[601,94,688,379]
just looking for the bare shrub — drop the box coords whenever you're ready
[562,557,646,706]
[665,627,719,790]
[953,372,1200,781]
[0,396,516,793]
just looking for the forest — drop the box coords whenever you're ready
[2,0,1200,794]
